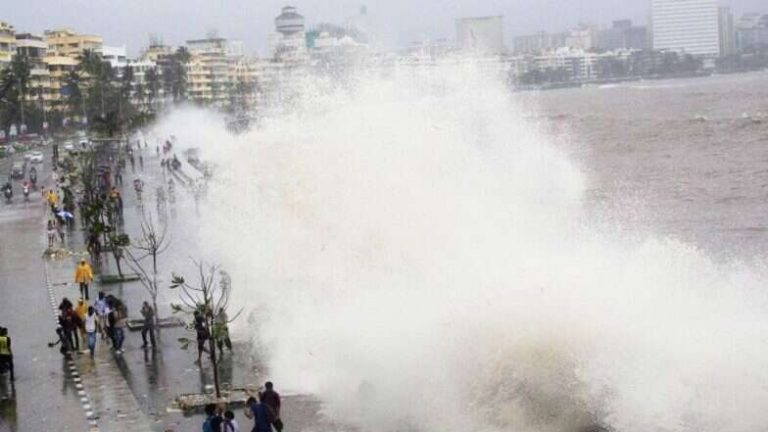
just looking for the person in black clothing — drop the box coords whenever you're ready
[48,326,73,360]
[203,403,223,432]
[0,327,14,382]
[58,297,73,313]
[58,298,80,352]
[260,381,283,431]
[140,301,156,348]
[194,310,209,364]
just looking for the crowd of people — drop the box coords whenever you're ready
[201,381,283,432]
[52,288,135,358]
[2,136,296,430]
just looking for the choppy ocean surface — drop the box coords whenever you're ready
[531,72,768,259]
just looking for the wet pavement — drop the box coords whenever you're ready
[0,146,91,431]
[0,143,333,432]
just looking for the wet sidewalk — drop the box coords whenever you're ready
[45,258,153,432]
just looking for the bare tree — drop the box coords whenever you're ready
[124,210,170,326]
[108,233,130,277]
[170,261,241,398]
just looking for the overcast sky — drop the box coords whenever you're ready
[5,0,765,56]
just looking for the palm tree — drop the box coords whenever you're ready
[77,49,116,120]
[0,54,32,130]
[134,82,145,112]
[117,65,135,130]
[145,67,160,110]
[62,69,85,123]
[159,48,192,104]
[120,65,134,99]
[78,49,102,77]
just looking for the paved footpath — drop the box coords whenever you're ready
[0,149,91,431]
[45,253,153,432]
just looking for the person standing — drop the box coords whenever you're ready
[75,298,88,320]
[113,303,127,354]
[194,311,210,364]
[94,292,109,340]
[84,306,98,358]
[215,309,232,356]
[222,410,240,432]
[87,232,102,260]
[260,381,283,432]
[140,301,156,348]
[47,220,56,248]
[203,403,223,432]
[74,259,94,300]
[47,189,58,213]
[75,298,88,352]
[0,327,14,382]
[49,326,72,359]
[107,304,118,348]
[244,396,272,432]
[59,308,80,353]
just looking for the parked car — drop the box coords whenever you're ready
[63,141,75,152]
[11,161,26,179]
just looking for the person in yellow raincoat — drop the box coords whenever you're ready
[74,259,94,300]
[75,298,89,348]
[46,189,58,213]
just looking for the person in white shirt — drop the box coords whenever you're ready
[84,306,98,358]
[223,410,240,432]
[94,292,109,340]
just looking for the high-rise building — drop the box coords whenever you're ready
[513,32,566,54]
[102,45,128,68]
[718,7,736,56]
[456,16,505,54]
[735,13,768,51]
[45,28,103,58]
[597,20,648,51]
[565,25,598,51]
[186,37,244,104]
[15,33,52,103]
[0,22,16,66]
[651,0,720,56]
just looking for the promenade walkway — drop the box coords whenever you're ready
[45,258,153,432]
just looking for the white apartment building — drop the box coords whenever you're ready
[102,45,128,68]
[651,0,720,56]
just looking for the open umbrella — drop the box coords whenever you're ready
[57,210,74,220]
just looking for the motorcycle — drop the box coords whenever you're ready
[3,185,12,204]
[29,168,38,190]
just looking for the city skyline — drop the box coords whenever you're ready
[4,0,765,55]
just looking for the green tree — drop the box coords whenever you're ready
[145,67,160,109]
[162,47,190,102]
[62,70,83,119]
[0,54,32,130]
